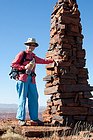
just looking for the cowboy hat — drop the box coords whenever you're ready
[24,38,39,47]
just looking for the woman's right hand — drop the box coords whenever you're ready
[25,63,30,70]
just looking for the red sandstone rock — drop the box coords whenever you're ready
[43,0,93,125]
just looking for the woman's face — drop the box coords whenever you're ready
[26,44,36,52]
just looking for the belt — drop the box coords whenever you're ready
[18,70,36,77]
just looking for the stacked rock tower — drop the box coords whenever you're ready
[43,0,93,125]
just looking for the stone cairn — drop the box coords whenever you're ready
[42,0,93,126]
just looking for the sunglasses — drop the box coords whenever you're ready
[27,44,36,47]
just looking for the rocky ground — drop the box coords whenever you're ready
[0,119,71,140]
[0,119,93,140]
[0,112,93,140]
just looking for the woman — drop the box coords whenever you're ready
[11,38,53,126]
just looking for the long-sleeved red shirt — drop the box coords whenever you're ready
[11,50,53,83]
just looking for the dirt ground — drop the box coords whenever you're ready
[0,119,93,140]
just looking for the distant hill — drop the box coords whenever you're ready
[0,103,17,108]
[0,103,45,113]
[0,104,17,113]
[0,104,45,120]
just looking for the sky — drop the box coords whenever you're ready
[0,0,93,107]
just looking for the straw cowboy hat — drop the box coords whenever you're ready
[24,38,39,47]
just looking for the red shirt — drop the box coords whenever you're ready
[11,50,53,83]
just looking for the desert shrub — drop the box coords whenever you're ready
[0,129,25,140]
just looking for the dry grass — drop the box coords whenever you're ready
[0,121,93,140]
[0,128,25,140]
[42,121,93,140]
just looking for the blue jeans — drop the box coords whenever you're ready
[16,75,38,121]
